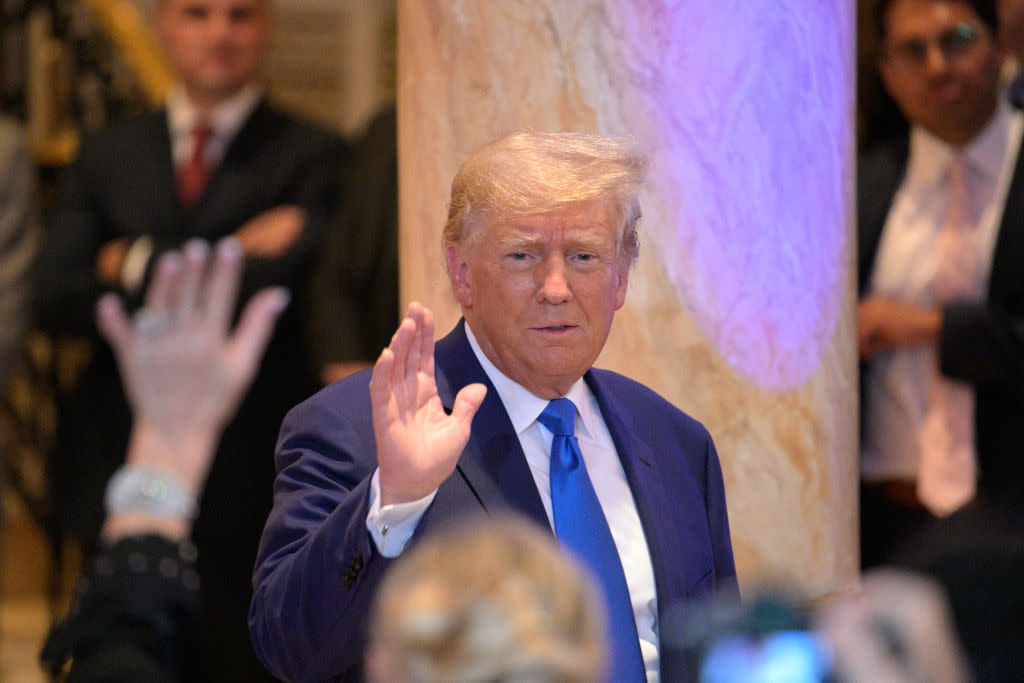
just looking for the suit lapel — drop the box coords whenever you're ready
[190,100,276,236]
[433,321,550,529]
[989,136,1024,301]
[141,111,188,235]
[857,137,909,294]
[586,371,710,601]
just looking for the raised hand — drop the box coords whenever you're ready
[96,237,288,494]
[371,302,486,506]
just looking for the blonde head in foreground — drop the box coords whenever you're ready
[367,516,605,683]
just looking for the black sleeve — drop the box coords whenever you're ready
[939,300,1024,389]
[41,535,201,683]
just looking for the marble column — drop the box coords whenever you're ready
[398,0,857,596]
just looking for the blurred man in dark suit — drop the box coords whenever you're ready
[35,1,343,679]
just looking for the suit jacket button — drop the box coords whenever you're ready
[342,554,364,588]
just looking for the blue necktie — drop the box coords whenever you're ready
[538,398,646,682]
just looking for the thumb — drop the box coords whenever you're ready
[450,383,487,427]
[95,293,132,356]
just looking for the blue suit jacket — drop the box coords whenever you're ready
[250,321,736,682]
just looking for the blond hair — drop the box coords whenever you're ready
[369,516,606,683]
[443,131,646,268]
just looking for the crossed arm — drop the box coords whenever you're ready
[858,295,1024,387]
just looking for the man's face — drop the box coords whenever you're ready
[879,0,1005,145]
[156,0,271,107]
[446,200,629,400]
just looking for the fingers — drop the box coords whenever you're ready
[388,310,417,387]
[370,346,395,407]
[175,239,210,322]
[96,293,132,355]
[144,250,183,311]
[450,383,487,427]
[370,302,442,407]
[404,303,424,381]
[419,305,436,378]
[203,237,244,334]
[227,286,289,384]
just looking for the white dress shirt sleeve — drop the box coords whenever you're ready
[365,468,437,557]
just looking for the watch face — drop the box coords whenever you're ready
[105,466,197,519]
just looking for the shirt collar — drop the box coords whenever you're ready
[464,323,597,440]
[907,94,1011,189]
[166,84,263,140]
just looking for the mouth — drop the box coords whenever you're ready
[533,324,578,333]
[928,80,960,100]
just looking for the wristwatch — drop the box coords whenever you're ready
[104,465,198,520]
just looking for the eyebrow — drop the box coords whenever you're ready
[493,232,615,255]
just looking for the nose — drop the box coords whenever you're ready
[207,10,232,41]
[923,43,952,76]
[536,256,572,304]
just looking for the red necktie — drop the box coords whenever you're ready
[176,123,213,209]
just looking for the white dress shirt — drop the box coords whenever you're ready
[862,97,1023,481]
[366,323,661,681]
[166,84,262,168]
[120,84,263,293]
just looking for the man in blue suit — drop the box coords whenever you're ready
[250,132,737,682]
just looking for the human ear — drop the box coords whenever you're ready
[445,243,473,307]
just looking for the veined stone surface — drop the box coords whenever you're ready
[398,0,857,596]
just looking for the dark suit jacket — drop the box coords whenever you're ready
[305,106,398,370]
[859,134,1024,502]
[35,99,344,681]
[250,320,737,682]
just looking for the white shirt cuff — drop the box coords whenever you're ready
[120,236,154,294]
[365,468,436,558]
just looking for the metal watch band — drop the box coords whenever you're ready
[104,465,198,520]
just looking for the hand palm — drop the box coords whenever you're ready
[371,304,486,505]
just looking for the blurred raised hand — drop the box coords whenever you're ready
[97,237,287,539]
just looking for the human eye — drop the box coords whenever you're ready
[182,4,209,20]
[571,250,601,267]
[230,7,255,23]
[503,250,535,268]
[894,40,925,63]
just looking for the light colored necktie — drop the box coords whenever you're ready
[918,155,979,515]
[176,122,213,209]
[538,398,646,682]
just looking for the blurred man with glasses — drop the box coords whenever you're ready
[858,0,1024,568]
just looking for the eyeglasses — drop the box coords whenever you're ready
[882,23,983,70]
